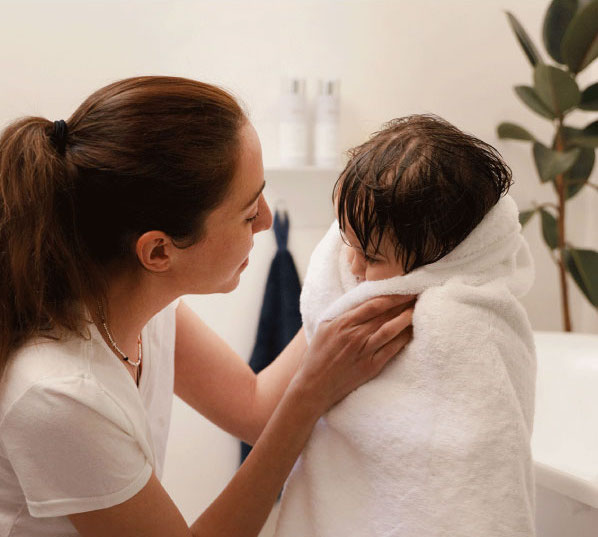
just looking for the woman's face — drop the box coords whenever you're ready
[176,122,272,294]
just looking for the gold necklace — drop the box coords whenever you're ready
[97,301,142,384]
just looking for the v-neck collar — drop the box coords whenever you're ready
[87,315,150,395]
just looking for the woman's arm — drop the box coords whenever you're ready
[69,295,413,537]
[173,300,307,444]
[174,294,414,444]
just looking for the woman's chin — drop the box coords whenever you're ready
[188,275,241,295]
[219,273,242,294]
[189,260,248,295]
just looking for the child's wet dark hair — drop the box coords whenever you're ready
[333,114,513,273]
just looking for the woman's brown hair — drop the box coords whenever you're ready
[0,76,246,377]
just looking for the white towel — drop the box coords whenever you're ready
[275,194,537,537]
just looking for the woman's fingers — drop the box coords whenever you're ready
[297,295,416,413]
[344,294,417,326]
[370,324,413,373]
[332,295,415,352]
[336,299,415,358]
[363,307,414,357]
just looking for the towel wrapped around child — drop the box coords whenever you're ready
[274,194,537,537]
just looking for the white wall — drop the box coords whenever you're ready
[2,0,596,333]
[1,0,596,531]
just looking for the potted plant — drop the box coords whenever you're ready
[497,0,598,331]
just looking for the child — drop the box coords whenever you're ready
[274,115,537,537]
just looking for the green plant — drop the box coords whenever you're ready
[498,0,598,331]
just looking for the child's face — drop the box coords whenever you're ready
[341,224,405,282]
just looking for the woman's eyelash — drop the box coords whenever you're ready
[246,212,259,223]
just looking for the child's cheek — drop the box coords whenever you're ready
[366,262,401,281]
[365,265,382,281]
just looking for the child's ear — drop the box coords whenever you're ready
[345,245,356,265]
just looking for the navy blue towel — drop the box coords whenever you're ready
[240,210,302,465]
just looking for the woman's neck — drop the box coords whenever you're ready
[87,270,178,361]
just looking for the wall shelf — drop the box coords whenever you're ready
[263,166,342,229]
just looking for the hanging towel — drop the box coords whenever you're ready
[241,210,302,464]
[274,194,537,537]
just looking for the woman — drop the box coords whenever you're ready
[0,75,414,537]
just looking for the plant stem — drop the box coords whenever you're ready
[535,201,559,211]
[554,121,572,332]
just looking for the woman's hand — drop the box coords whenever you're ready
[292,294,415,416]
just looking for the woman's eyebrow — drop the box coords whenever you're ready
[241,181,266,210]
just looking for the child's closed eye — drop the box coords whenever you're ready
[363,253,380,264]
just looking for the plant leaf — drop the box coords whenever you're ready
[540,208,559,249]
[519,209,536,226]
[533,142,581,182]
[506,11,543,66]
[579,82,598,110]
[534,64,581,116]
[561,0,598,73]
[556,127,597,199]
[515,86,556,119]
[570,120,598,147]
[543,0,579,64]
[559,125,584,146]
[563,248,598,307]
[564,147,596,198]
[497,122,536,141]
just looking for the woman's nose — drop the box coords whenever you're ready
[253,195,273,233]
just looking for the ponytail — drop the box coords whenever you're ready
[0,117,95,378]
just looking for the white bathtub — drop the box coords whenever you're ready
[532,331,598,537]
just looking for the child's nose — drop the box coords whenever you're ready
[350,251,366,281]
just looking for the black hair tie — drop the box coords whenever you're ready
[52,120,68,155]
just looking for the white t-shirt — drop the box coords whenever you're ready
[0,299,179,536]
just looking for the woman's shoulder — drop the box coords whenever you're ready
[0,330,94,418]
[0,298,180,421]
[5,330,91,379]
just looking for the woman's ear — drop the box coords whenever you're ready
[135,231,172,273]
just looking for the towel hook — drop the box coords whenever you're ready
[274,198,288,217]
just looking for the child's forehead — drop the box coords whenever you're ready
[339,224,359,247]
[339,222,359,246]
[339,225,388,254]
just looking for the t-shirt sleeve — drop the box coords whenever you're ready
[0,375,153,518]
